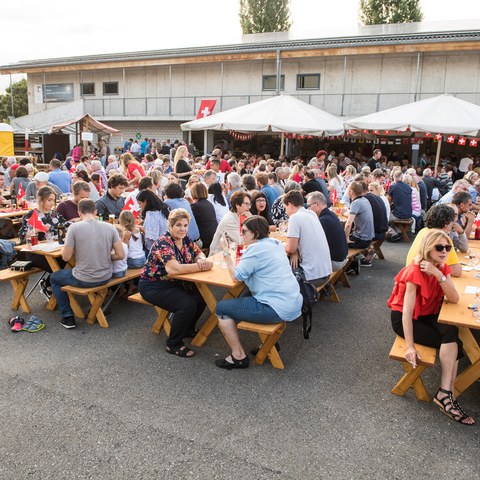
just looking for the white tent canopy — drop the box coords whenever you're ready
[344,94,480,136]
[181,95,344,136]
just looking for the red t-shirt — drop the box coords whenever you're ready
[387,263,451,319]
[205,158,232,173]
[127,163,145,181]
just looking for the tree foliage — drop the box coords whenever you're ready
[0,78,28,122]
[359,0,423,25]
[239,0,292,34]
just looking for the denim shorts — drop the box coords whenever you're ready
[112,269,127,278]
[216,296,283,324]
[127,256,146,269]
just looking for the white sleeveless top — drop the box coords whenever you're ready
[128,230,145,260]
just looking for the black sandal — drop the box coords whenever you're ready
[166,345,196,358]
[215,355,249,370]
[433,388,475,425]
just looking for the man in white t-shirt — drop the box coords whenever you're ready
[459,154,473,174]
[283,190,332,286]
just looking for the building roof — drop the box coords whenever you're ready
[1,20,480,73]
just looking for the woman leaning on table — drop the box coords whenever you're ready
[138,208,212,358]
[214,215,302,369]
[18,185,67,299]
[388,229,474,425]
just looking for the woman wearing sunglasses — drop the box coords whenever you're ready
[214,215,302,370]
[388,229,474,425]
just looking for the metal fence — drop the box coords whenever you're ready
[84,92,480,119]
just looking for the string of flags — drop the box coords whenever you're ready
[228,131,255,141]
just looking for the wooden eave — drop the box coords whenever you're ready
[2,40,480,75]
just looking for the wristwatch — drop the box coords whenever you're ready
[439,275,447,283]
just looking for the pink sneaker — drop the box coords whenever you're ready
[10,317,25,332]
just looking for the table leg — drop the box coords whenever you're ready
[191,283,245,347]
[454,327,480,397]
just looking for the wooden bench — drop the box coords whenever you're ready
[237,321,286,369]
[128,292,171,335]
[0,267,42,313]
[371,239,385,260]
[389,335,437,401]
[392,219,414,242]
[61,268,143,328]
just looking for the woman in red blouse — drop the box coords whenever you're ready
[388,229,474,425]
[120,152,145,188]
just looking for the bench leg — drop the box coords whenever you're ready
[373,241,385,260]
[86,291,109,328]
[151,308,171,335]
[10,278,31,313]
[338,270,351,288]
[254,324,286,369]
[391,362,430,401]
[400,226,411,242]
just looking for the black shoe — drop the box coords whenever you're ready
[215,355,249,370]
[387,234,402,243]
[60,317,76,329]
[39,279,52,301]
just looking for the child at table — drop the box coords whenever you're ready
[119,210,146,268]
[112,225,128,278]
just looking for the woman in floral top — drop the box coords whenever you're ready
[138,208,213,358]
[18,185,67,299]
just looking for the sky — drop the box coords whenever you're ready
[1,0,480,93]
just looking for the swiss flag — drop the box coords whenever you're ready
[361,129,369,134]
[434,133,443,141]
[446,135,456,144]
[458,136,467,146]
[122,197,140,219]
[372,130,380,135]
[384,180,391,192]
[423,132,432,138]
[27,209,48,233]
[196,99,217,119]
[384,130,391,134]
[470,138,478,147]
[17,183,25,201]
[330,188,338,205]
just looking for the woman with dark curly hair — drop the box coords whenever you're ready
[250,191,276,231]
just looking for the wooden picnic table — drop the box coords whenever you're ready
[438,248,480,396]
[14,242,83,317]
[0,208,30,219]
[169,253,245,347]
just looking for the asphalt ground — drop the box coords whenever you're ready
[0,241,479,480]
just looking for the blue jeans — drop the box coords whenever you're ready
[127,256,146,268]
[112,270,126,278]
[50,269,110,318]
[216,297,283,324]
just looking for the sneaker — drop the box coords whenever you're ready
[361,253,377,267]
[39,279,52,301]
[387,234,402,243]
[11,317,25,332]
[22,315,45,332]
[60,317,76,329]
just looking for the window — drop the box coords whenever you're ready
[296,74,320,90]
[81,83,95,96]
[103,82,119,95]
[262,75,284,91]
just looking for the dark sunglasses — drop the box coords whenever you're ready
[434,244,452,252]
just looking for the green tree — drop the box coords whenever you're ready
[0,78,28,122]
[359,0,423,25]
[239,0,292,34]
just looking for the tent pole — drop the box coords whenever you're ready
[204,130,208,155]
[280,132,285,157]
[434,138,442,174]
[84,116,89,156]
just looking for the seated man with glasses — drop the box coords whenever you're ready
[306,191,348,272]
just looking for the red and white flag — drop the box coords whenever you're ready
[458,136,467,146]
[27,209,48,232]
[196,99,217,119]
[122,197,140,219]
[17,183,25,201]
[330,189,338,205]
[470,138,478,147]
[446,135,456,144]
[434,133,443,141]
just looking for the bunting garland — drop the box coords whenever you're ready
[228,131,255,141]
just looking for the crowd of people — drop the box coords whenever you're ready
[1,141,480,424]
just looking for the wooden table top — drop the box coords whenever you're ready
[438,249,480,330]
[169,254,241,289]
[0,208,30,219]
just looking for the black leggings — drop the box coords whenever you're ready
[138,279,206,349]
[391,310,464,360]
[26,253,66,287]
